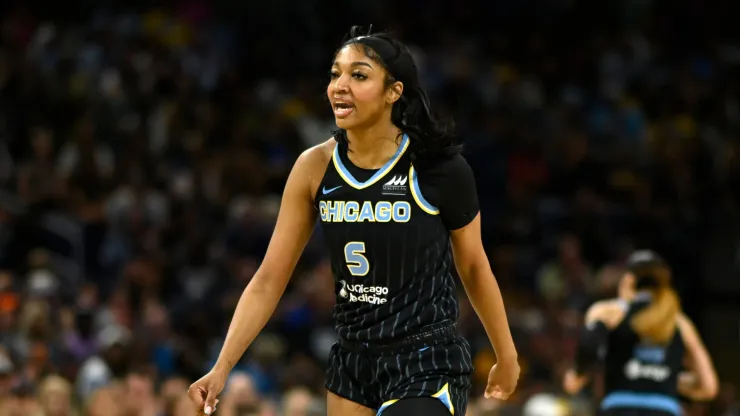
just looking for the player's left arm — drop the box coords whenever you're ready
[450,214,518,363]
[431,155,518,368]
[676,313,718,400]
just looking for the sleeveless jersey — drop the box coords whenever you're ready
[315,135,459,342]
[601,298,685,414]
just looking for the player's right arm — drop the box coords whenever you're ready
[563,299,626,395]
[676,313,718,401]
[188,142,331,415]
[211,147,323,372]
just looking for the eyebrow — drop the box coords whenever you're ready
[332,61,374,70]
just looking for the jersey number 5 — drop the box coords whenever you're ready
[344,242,369,276]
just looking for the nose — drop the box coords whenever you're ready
[331,74,350,95]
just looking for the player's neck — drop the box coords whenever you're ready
[345,122,402,170]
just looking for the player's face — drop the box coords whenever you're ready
[328,45,401,130]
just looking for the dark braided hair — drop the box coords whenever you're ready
[331,26,460,163]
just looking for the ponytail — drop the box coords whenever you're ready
[631,286,681,344]
[389,85,458,161]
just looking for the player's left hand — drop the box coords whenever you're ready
[562,368,589,395]
[484,359,520,400]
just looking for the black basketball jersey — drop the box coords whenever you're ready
[600,298,685,415]
[314,134,460,342]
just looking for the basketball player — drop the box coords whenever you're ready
[187,27,520,416]
[563,250,718,415]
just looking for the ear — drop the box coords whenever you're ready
[386,81,403,105]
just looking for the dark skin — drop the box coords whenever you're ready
[189,44,519,415]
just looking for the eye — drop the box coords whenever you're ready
[352,72,368,80]
[329,71,339,79]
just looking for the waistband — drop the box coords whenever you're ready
[338,320,457,353]
[601,391,681,416]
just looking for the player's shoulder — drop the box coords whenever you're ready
[414,151,473,182]
[294,138,337,202]
[297,138,335,166]
[675,312,696,338]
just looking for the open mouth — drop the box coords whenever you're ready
[333,102,354,117]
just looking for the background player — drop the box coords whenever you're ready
[188,27,520,416]
[563,250,718,415]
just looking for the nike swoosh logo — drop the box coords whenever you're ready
[322,185,342,195]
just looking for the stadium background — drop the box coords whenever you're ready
[0,0,739,414]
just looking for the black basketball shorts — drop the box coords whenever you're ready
[325,323,473,415]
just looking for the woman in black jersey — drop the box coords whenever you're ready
[188,27,519,416]
[563,250,718,415]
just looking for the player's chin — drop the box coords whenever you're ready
[334,110,370,130]
[333,116,358,130]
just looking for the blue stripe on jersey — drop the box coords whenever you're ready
[332,134,410,190]
[601,391,681,415]
[409,164,440,215]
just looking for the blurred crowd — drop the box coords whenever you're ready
[0,0,739,415]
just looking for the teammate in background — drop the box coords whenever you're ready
[563,250,718,415]
[187,26,519,416]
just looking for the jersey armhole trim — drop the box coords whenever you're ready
[409,164,440,215]
[312,149,337,208]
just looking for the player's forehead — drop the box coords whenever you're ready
[332,44,376,69]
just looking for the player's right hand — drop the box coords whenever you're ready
[188,370,227,415]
